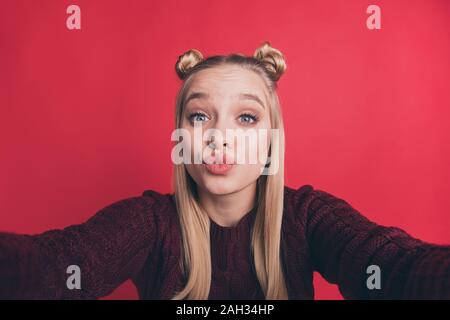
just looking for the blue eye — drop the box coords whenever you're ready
[189,112,209,123]
[188,112,257,124]
[239,113,258,124]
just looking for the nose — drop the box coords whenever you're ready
[207,135,228,150]
[204,115,231,150]
[203,126,229,166]
[201,115,238,164]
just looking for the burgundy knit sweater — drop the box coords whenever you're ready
[1,185,449,299]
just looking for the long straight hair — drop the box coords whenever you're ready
[171,50,288,300]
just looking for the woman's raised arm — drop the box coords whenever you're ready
[302,187,450,299]
[0,194,159,299]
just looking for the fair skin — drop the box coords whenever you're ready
[181,65,272,227]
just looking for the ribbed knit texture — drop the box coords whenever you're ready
[0,185,449,299]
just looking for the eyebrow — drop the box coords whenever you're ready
[239,93,265,109]
[185,91,265,109]
[185,91,209,105]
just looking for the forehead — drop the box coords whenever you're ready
[186,65,269,104]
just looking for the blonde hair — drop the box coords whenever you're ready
[172,42,288,300]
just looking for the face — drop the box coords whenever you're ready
[180,65,272,196]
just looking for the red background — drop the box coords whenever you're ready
[1,0,449,299]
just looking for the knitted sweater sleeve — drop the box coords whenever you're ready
[299,186,450,299]
[0,193,160,299]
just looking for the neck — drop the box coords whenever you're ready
[198,182,257,227]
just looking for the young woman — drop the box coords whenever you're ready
[0,43,449,300]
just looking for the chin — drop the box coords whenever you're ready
[201,178,240,195]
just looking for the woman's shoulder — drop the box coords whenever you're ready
[139,189,178,219]
[284,184,352,208]
[282,184,357,225]
[284,184,314,200]
[91,189,178,231]
[283,184,316,212]
[141,189,175,207]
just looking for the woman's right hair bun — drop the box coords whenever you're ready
[175,49,204,80]
[253,42,287,81]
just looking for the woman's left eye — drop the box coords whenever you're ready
[239,114,258,124]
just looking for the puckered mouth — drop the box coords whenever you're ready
[201,160,236,165]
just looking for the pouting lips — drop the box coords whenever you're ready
[202,162,235,175]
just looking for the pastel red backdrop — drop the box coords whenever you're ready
[1,0,449,299]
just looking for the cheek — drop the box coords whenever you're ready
[236,163,264,179]
[233,127,271,166]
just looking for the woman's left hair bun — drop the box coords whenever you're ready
[175,49,204,80]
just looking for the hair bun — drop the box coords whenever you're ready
[175,49,204,80]
[253,42,286,81]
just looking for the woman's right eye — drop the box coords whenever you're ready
[189,112,209,123]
